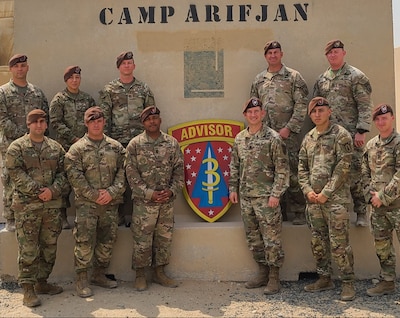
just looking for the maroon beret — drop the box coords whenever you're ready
[264,41,281,54]
[372,104,394,120]
[325,39,344,55]
[26,109,46,125]
[116,51,134,68]
[64,65,81,82]
[84,106,104,123]
[9,54,28,67]
[308,97,330,115]
[243,97,263,113]
[140,106,160,122]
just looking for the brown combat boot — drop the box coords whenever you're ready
[245,263,269,289]
[91,268,117,289]
[35,279,63,295]
[304,275,335,292]
[21,283,41,307]
[263,266,281,295]
[153,265,179,288]
[60,208,71,230]
[341,281,356,301]
[76,271,93,298]
[134,268,147,291]
[366,280,395,296]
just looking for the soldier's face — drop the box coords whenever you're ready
[118,59,135,76]
[10,62,29,80]
[28,118,47,137]
[66,74,81,93]
[85,117,105,139]
[326,48,346,68]
[374,112,394,135]
[309,106,331,126]
[243,107,265,125]
[142,115,161,134]
[264,49,283,67]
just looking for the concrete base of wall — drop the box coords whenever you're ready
[1,216,399,282]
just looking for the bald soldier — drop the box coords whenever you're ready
[313,39,373,227]
[298,97,355,301]
[0,54,49,231]
[250,40,309,225]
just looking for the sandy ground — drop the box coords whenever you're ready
[0,276,399,318]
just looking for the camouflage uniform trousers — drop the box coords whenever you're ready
[306,202,355,281]
[240,196,284,268]
[0,152,13,220]
[282,135,305,215]
[131,201,174,269]
[73,203,118,273]
[370,207,400,281]
[15,208,62,284]
[350,146,366,215]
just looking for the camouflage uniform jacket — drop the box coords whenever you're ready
[64,134,126,205]
[125,131,184,205]
[250,64,309,134]
[229,124,289,198]
[49,89,95,150]
[0,80,48,152]
[313,63,372,136]
[5,134,69,212]
[362,130,400,208]
[298,123,353,203]
[99,78,155,146]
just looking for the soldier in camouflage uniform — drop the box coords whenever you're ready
[50,65,96,229]
[0,54,49,231]
[64,106,126,298]
[250,41,309,225]
[313,39,373,227]
[99,51,155,226]
[5,109,69,307]
[125,106,184,291]
[229,97,289,295]
[298,97,355,301]
[362,104,400,298]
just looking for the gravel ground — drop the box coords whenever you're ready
[0,275,399,317]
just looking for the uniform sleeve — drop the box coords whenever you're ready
[64,146,99,202]
[378,143,400,206]
[168,139,184,197]
[98,87,113,136]
[286,72,308,134]
[143,83,156,107]
[0,87,18,142]
[48,144,70,199]
[228,139,240,194]
[105,144,126,199]
[321,131,353,198]
[298,137,313,196]
[270,137,290,198]
[361,145,372,204]
[5,142,41,196]
[352,73,372,133]
[49,93,75,144]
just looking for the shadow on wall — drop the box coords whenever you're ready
[0,0,14,66]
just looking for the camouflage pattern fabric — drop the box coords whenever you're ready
[49,88,95,150]
[362,130,400,281]
[65,133,126,272]
[5,135,67,284]
[0,80,48,219]
[313,62,373,215]
[99,78,155,146]
[298,123,354,281]
[229,124,289,266]
[125,131,184,268]
[250,64,308,214]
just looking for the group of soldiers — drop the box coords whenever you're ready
[229,39,400,302]
[0,52,184,307]
[1,37,399,309]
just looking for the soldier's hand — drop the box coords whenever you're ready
[152,190,171,203]
[354,133,366,148]
[279,127,291,139]
[267,196,280,208]
[306,191,318,203]
[316,193,328,204]
[39,187,53,202]
[96,189,112,205]
[229,192,238,204]
[370,191,382,208]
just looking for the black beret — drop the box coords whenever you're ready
[264,41,281,54]
[84,106,104,123]
[140,106,160,122]
[116,51,134,68]
[372,103,394,120]
[325,39,344,55]
[243,97,263,113]
[26,109,46,125]
[64,65,81,82]
[9,54,28,67]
